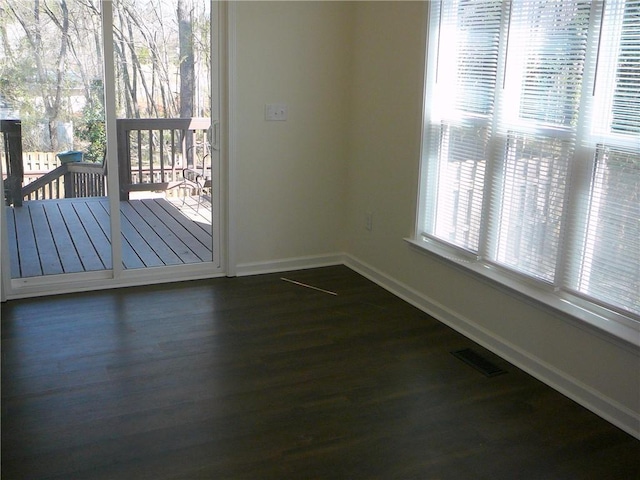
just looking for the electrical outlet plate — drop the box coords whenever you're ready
[265,104,288,121]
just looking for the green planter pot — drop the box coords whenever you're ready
[57,150,83,164]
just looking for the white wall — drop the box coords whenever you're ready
[231,1,639,437]
[234,1,353,270]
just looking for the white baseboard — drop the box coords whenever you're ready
[343,254,640,440]
[235,253,345,277]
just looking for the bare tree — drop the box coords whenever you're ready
[177,0,194,119]
[6,0,71,150]
[0,5,14,63]
[1,0,210,153]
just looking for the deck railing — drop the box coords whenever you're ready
[2,119,24,206]
[3,117,210,203]
[21,162,106,200]
[116,117,211,200]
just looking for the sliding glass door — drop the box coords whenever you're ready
[111,0,219,275]
[0,0,223,299]
[1,0,112,283]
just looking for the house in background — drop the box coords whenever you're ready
[1,1,638,440]
[0,94,18,120]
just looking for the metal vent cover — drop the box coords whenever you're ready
[451,348,507,377]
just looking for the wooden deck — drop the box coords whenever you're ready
[5,196,213,279]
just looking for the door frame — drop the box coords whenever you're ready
[1,0,231,301]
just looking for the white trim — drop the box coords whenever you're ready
[225,1,238,277]
[235,253,345,277]
[6,264,226,300]
[405,236,640,350]
[0,152,8,302]
[4,238,638,437]
[210,0,223,272]
[343,253,640,440]
[102,0,123,282]
[1,1,228,299]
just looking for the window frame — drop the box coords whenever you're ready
[414,0,640,346]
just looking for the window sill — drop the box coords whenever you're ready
[405,237,640,351]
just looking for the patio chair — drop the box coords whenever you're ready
[180,140,211,211]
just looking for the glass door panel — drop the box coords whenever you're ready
[112,0,218,273]
[1,0,111,281]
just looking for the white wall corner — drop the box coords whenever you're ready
[235,253,347,277]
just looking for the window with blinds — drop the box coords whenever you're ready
[418,0,640,323]
[423,0,503,252]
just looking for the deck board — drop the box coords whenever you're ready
[170,195,212,227]
[28,204,64,275]
[125,200,199,264]
[44,201,85,274]
[5,196,213,279]
[91,199,144,270]
[156,197,212,246]
[73,201,112,269]
[119,201,184,266]
[138,199,211,262]
[12,204,42,277]
[58,201,105,272]
[119,205,165,268]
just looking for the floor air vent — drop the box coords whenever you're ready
[451,348,507,377]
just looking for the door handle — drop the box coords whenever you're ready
[212,121,220,151]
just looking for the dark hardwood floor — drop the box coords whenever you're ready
[2,266,638,479]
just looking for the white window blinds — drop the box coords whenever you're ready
[422,0,504,252]
[490,0,593,282]
[420,0,640,320]
[569,0,640,315]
